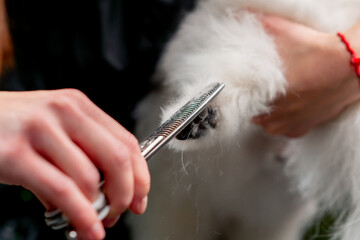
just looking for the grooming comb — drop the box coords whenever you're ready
[44,82,225,239]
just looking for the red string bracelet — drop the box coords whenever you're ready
[337,32,360,81]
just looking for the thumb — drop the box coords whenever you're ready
[241,8,291,34]
[259,14,292,34]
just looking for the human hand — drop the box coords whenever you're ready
[0,89,150,239]
[252,14,360,137]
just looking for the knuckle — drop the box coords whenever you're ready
[1,138,28,166]
[48,89,88,113]
[3,137,25,156]
[21,113,55,143]
[47,93,77,114]
[59,88,86,100]
[127,134,140,150]
[111,146,131,167]
[22,111,49,131]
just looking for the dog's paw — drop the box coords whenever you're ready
[176,106,217,140]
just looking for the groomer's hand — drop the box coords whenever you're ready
[0,89,150,240]
[252,14,360,137]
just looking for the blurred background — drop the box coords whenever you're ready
[0,0,334,239]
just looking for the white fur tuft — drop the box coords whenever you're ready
[130,0,360,239]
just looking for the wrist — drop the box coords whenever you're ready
[321,33,355,85]
[322,32,360,111]
[338,23,360,80]
[335,28,360,110]
[345,23,360,57]
[338,32,360,80]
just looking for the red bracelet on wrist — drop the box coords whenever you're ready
[337,32,360,80]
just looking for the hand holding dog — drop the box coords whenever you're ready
[0,90,150,239]
[253,15,360,137]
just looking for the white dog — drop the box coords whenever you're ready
[129,0,360,239]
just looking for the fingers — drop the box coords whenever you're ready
[83,98,150,215]
[51,98,149,225]
[27,116,100,203]
[0,89,150,236]
[69,117,134,221]
[60,90,150,215]
[81,105,151,215]
[242,8,289,33]
[19,150,105,240]
[127,151,150,215]
[252,112,309,138]
[258,14,289,33]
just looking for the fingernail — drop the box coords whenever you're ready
[137,196,148,214]
[103,215,120,228]
[90,222,105,239]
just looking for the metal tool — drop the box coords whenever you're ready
[44,82,225,239]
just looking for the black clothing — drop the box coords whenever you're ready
[3,0,196,130]
[0,0,196,239]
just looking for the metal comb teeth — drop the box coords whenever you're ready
[139,82,225,159]
[153,83,223,138]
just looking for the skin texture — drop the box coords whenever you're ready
[252,15,360,137]
[0,90,150,240]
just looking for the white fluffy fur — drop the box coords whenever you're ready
[129,0,360,239]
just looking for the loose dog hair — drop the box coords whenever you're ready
[130,1,360,239]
